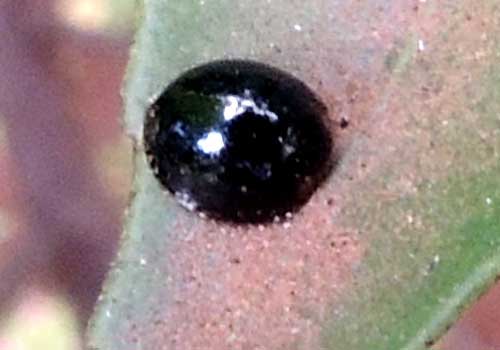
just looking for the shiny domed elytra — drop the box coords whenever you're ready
[144,59,334,223]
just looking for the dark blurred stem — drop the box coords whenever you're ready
[0,0,120,324]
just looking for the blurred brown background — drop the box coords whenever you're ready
[0,1,498,349]
[0,0,133,347]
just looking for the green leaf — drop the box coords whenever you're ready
[87,1,500,349]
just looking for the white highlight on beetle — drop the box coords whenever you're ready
[197,130,225,155]
[221,90,278,122]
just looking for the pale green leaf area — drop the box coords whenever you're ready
[88,1,500,349]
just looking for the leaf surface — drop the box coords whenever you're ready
[88,1,500,349]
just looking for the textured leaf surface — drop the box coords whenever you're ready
[88,1,500,349]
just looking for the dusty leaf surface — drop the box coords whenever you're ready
[88,1,500,349]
